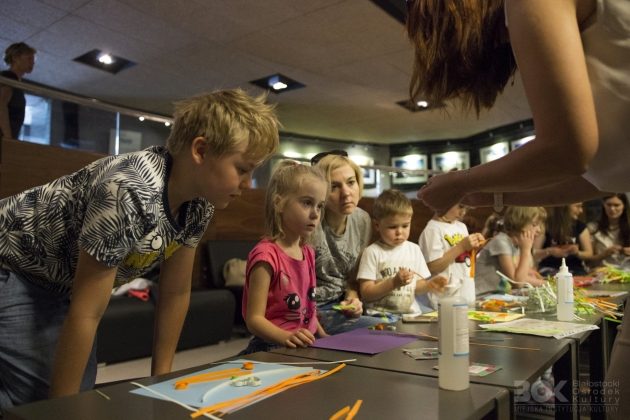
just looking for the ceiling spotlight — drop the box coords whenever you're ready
[97,53,114,65]
[269,75,288,91]
[396,99,445,112]
[249,73,305,94]
[73,49,136,74]
[138,116,145,121]
[164,122,171,127]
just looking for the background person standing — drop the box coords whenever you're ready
[1,42,36,141]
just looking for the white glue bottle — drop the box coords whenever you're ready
[438,286,469,390]
[556,258,574,321]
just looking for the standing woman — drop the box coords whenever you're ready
[311,152,381,334]
[587,194,630,267]
[405,1,629,417]
[1,42,36,141]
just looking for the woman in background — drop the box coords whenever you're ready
[1,42,36,141]
[587,194,630,268]
[534,203,592,275]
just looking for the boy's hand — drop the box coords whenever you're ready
[283,328,316,348]
[340,297,363,318]
[393,268,413,288]
[427,275,448,292]
[463,233,485,251]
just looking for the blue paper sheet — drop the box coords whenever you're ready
[131,359,318,408]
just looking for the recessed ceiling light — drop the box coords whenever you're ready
[396,99,445,112]
[138,116,145,121]
[97,53,114,65]
[73,49,135,74]
[249,73,305,94]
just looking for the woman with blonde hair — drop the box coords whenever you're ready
[310,151,382,334]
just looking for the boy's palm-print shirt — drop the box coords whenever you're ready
[0,146,213,295]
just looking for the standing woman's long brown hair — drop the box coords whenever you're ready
[406,0,516,114]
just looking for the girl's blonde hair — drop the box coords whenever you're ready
[166,88,279,162]
[314,154,364,197]
[265,161,328,241]
[503,206,547,235]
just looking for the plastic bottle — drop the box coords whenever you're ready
[438,287,469,390]
[556,258,574,321]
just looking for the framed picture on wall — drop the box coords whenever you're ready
[362,167,377,189]
[391,154,428,185]
[511,135,535,151]
[479,142,509,164]
[431,151,470,173]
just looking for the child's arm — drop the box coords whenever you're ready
[245,262,315,348]
[49,250,117,398]
[315,317,328,338]
[426,233,485,275]
[151,245,196,376]
[415,274,448,295]
[359,268,413,303]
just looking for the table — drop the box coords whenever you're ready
[6,352,510,420]
[271,320,575,419]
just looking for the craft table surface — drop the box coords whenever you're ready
[5,352,510,420]
[272,320,572,391]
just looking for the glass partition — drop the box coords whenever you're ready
[2,76,172,156]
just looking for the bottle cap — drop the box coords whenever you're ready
[558,257,569,275]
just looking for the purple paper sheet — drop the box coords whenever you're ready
[312,328,418,354]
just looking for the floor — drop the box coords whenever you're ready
[96,336,251,385]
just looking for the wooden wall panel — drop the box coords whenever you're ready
[0,139,104,198]
[1,140,493,288]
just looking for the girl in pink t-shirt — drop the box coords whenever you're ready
[240,161,328,354]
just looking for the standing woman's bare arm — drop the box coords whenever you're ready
[419,0,599,212]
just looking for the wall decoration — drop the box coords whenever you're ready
[391,154,428,185]
[479,142,509,164]
[431,151,470,172]
[511,135,535,151]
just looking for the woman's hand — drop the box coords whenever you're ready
[599,245,619,258]
[283,328,316,348]
[418,172,468,215]
[340,297,363,318]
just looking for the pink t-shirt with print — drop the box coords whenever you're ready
[242,239,318,334]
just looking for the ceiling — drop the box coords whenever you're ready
[1,0,533,145]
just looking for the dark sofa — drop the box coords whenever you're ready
[205,239,258,327]
[95,239,257,364]
[96,287,235,364]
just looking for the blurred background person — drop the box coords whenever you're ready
[535,203,592,275]
[1,42,36,141]
[587,194,630,268]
